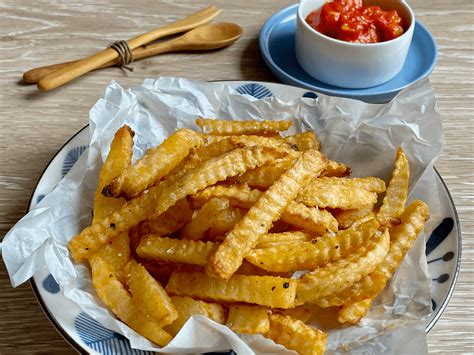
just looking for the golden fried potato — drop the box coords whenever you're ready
[125,259,177,326]
[277,305,312,323]
[338,299,373,324]
[304,177,386,193]
[103,128,203,199]
[166,272,297,309]
[377,148,410,226]
[93,125,134,222]
[310,270,387,307]
[333,206,375,229]
[284,131,321,151]
[137,235,218,266]
[207,206,244,239]
[246,219,379,272]
[181,198,230,240]
[194,184,337,235]
[206,150,328,280]
[255,231,311,248]
[89,255,172,346]
[93,232,130,282]
[322,160,351,177]
[266,314,327,355]
[69,147,282,261]
[164,296,226,336]
[233,158,294,188]
[297,229,389,302]
[196,118,292,135]
[137,199,193,236]
[297,182,378,210]
[227,304,270,334]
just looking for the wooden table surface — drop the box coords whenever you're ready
[1,0,472,353]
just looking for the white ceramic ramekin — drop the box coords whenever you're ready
[296,0,415,89]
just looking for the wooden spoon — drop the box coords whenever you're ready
[23,23,243,84]
[36,6,221,91]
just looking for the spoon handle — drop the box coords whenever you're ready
[36,6,221,91]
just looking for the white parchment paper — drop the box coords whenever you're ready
[2,77,444,354]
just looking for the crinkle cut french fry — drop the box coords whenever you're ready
[338,299,373,324]
[277,305,312,323]
[69,147,282,261]
[125,259,177,326]
[166,272,297,309]
[379,200,430,278]
[93,232,130,282]
[137,235,218,266]
[93,125,134,222]
[196,118,293,135]
[164,296,226,336]
[255,231,311,248]
[377,148,410,226]
[234,158,294,188]
[89,255,172,346]
[181,198,230,241]
[207,206,244,239]
[284,131,321,151]
[310,270,387,307]
[297,229,389,301]
[333,206,375,229]
[207,150,328,280]
[297,182,378,210]
[306,177,386,193]
[246,219,379,272]
[137,199,193,237]
[316,201,429,309]
[193,184,338,235]
[227,304,270,334]
[322,160,351,177]
[103,128,203,199]
[266,314,327,355]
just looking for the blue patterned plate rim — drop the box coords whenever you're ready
[26,80,460,354]
[259,4,438,102]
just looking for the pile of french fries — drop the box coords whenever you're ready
[68,119,429,354]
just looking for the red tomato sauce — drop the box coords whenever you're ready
[306,0,405,43]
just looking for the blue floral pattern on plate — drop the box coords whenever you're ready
[62,146,87,177]
[236,83,272,99]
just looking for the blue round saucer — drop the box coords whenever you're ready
[259,4,437,103]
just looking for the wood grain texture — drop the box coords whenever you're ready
[0,0,472,353]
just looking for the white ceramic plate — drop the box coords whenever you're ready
[28,81,461,354]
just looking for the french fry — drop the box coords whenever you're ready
[305,177,386,193]
[284,131,321,151]
[333,206,375,229]
[310,270,387,307]
[166,272,297,309]
[338,299,373,324]
[255,231,311,248]
[137,199,193,236]
[93,125,134,222]
[164,296,226,336]
[377,148,410,226]
[125,259,177,326]
[322,160,351,177]
[379,200,430,278]
[234,158,294,188]
[93,232,130,282]
[196,118,293,135]
[266,314,327,355]
[297,183,378,210]
[193,184,338,234]
[297,229,389,301]
[137,236,218,266]
[246,219,379,272]
[277,305,312,323]
[103,128,203,199]
[69,147,282,261]
[181,198,230,240]
[227,304,270,334]
[207,206,244,239]
[89,255,172,346]
[207,150,328,280]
